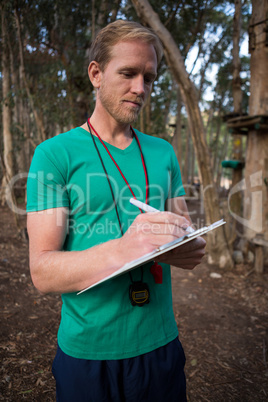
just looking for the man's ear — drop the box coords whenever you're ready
[88,61,102,88]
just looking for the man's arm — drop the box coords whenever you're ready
[28,206,191,294]
[156,197,206,270]
[27,208,126,294]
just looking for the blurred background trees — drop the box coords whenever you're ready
[0,0,251,175]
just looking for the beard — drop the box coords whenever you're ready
[99,82,144,125]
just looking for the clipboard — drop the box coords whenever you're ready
[77,219,225,294]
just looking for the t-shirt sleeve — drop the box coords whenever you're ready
[26,146,70,212]
[168,146,186,198]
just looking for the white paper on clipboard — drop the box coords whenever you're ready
[77,219,225,295]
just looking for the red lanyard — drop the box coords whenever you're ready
[87,118,163,285]
[87,118,149,209]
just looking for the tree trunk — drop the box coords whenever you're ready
[8,37,27,173]
[96,0,109,32]
[0,6,15,205]
[131,0,234,268]
[217,128,230,189]
[207,108,215,149]
[92,0,96,41]
[110,0,122,23]
[183,125,190,193]
[248,1,268,116]
[205,103,215,139]
[174,87,182,167]
[232,0,243,114]
[163,87,173,129]
[191,139,195,185]
[14,7,46,143]
[212,118,222,177]
[231,0,243,218]
[0,6,20,230]
[243,0,268,271]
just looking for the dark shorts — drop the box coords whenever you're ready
[52,338,187,402]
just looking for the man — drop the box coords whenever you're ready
[27,20,206,401]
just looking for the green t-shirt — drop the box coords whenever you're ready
[27,127,185,360]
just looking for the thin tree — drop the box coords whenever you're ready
[0,5,14,205]
[14,6,46,143]
[0,5,20,230]
[230,0,243,218]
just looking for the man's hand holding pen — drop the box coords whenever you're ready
[116,199,206,271]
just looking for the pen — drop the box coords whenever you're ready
[130,197,159,213]
[129,197,195,233]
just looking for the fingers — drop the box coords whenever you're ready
[157,251,205,265]
[155,237,206,270]
[135,211,191,229]
[155,237,206,259]
[169,237,206,254]
[121,212,197,261]
[132,211,191,240]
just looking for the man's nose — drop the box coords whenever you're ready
[131,76,145,97]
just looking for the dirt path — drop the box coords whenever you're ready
[172,265,268,401]
[0,204,268,401]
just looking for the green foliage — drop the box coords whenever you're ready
[0,0,252,186]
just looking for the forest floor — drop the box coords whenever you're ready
[0,201,268,402]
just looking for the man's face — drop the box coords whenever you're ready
[97,40,158,125]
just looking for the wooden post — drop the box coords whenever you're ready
[254,245,264,274]
[251,235,267,274]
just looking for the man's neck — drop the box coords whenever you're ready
[81,110,133,150]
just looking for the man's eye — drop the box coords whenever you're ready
[122,73,132,78]
[144,77,153,85]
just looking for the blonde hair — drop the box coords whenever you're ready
[90,20,163,70]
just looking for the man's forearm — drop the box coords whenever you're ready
[30,238,124,294]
